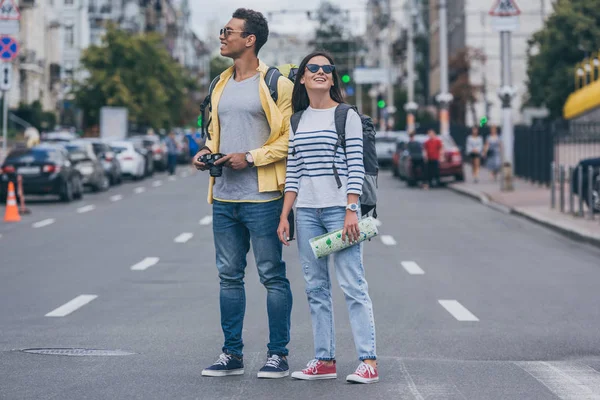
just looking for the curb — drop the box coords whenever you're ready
[448,184,600,249]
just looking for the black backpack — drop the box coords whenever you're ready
[290,104,379,218]
[198,65,298,141]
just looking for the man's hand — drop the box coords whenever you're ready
[192,148,212,171]
[214,153,248,170]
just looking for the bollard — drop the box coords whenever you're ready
[578,165,584,217]
[559,165,565,213]
[550,162,556,209]
[568,166,574,215]
[589,166,595,220]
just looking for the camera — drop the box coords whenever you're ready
[198,153,226,177]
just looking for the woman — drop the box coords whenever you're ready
[277,51,378,384]
[466,127,484,183]
[484,125,502,181]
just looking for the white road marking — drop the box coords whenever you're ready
[134,187,146,194]
[110,194,123,202]
[168,176,177,181]
[373,218,382,227]
[130,257,160,271]
[32,218,55,228]
[438,300,479,322]
[174,232,194,243]
[380,235,397,246]
[199,216,213,226]
[152,180,162,187]
[45,295,98,317]
[401,261,425,275]
[77,205,96,214]
[398,359,425,400]
[515,361,600,400]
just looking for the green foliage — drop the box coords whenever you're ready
[210,56,233,81]
[73,25,198,130]
[526,0,600,118]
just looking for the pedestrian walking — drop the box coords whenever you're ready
[277,51,379,384]
[166,131,179,176]
[193,8,294,379]
[423,129,443,188]
[484,125,502,181]
[407,132,426,188]
[466,127,484,183]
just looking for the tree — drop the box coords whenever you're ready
[526,0,600,118]
[74,25,197,131]
[210,56,233,81]
[13,101,56,132]
[449,48,482,125]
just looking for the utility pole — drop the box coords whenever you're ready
[436,0,453,137]
[490,0,520,192]
[404,0,418,133]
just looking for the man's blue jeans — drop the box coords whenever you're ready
[212,198,293,358]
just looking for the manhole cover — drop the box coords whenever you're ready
[20,348,135,357]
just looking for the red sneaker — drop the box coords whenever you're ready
[346,362,379,384]
[291,359,337,380]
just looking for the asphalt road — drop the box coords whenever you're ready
[1,167,600,400]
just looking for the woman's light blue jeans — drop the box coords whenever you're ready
[296,206,377,361]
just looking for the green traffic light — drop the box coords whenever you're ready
[342,74,351,84]
[377,100,386,109]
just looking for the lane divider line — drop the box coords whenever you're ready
[381,235,397,246]
[45,295,98,317]
[174,232,194,243]
[134,187,146,194]
[131,257,160,271]
[110,194,123,202]
[152,180,163,187]
[77,205,96,214]
[32,218,55,228]
[438,300,479,322]
[199,216,213,226]
[401,261,425,275]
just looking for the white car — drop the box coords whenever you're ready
[109,141,145,180]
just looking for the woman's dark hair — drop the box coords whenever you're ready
[232,8,269,55]
[292,51,345,113]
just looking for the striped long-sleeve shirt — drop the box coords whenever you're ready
[284,106,365,208]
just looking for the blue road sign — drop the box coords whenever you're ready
[0,35,18,61]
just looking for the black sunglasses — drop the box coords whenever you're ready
[219,28,253,38]
[306,64,335,74]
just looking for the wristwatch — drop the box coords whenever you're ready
[245,152,255,167]
[346,203,359,212]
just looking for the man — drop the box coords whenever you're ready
[407,132,426,188]
[423,129,443,188]
[166,131,179,176]
[193,8,293,379]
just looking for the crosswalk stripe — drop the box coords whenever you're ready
[45,295,98,317]
[402,261,425,275]
[438,300,479,321]
[515,361,600,399]
[131,257,160,271]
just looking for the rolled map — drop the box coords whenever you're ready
[309,216,379,259]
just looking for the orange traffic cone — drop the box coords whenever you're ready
[4,181,21,222]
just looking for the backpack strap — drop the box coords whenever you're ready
[332,103,354,189]
[290,111,304,156]
[199,75,221,141]
[265,67,282,103]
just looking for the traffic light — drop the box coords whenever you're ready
[377,99,386,109]
[342,74,351,84]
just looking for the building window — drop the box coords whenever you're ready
[65,25,74,48]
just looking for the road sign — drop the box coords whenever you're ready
[0,62,11,91]
[489,0,520,16]
[0,0,20,20]
[0,36,18,61]
[0,20,18,34]
[353,68,390,85]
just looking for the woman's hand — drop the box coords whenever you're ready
[277,217,291,246]
[342,210,360,243]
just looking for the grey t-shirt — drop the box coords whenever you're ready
[213,73,281,202]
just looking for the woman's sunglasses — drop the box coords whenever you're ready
[306,64,335,74]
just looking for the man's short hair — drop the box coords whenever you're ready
[232,8,269,55]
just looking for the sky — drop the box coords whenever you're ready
[190,0,368,42]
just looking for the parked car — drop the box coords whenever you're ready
[376,131,407,167]
[109,141,146,180]
[40,131,78,143]
[128,137,155,177]
[572,157,600,213]
[63,141,110,192]
[129,135,168,171]
[1,145,84,203]
[393,134,464,186]
[78,138,122,185]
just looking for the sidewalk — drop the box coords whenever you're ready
[448,166,600,248]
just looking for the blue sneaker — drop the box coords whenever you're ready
[257,354,289,379]
[202,353,244,377]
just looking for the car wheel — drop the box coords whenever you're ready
[73,177,83,200]
[60,180,74,203]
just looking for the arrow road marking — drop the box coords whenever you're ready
[174,233,193,243]
[401,261,424,275]
[45,295,98,317]
[77,205,96,214]
[199,216,213,226]
[438,300,479,322]
[380,235,397,246]
[131,257,160,271]
[32,218,55,228]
